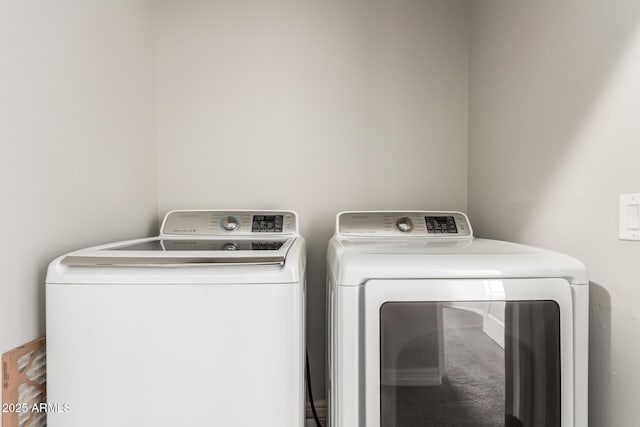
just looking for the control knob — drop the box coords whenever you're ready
[396,217,413,233]
[221,216,239,231]
[223,242,239,251]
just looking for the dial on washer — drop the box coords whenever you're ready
[221,216,239,231]
[395,217,413,232]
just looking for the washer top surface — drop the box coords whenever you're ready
[328,211,587,286]
[47,210,306,285]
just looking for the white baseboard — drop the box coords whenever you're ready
[305,399,327,424]
[381,367,442,386]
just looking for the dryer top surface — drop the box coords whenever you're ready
[327,237,587,286]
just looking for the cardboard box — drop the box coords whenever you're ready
[2,337,46,427]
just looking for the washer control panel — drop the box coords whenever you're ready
[338,211,472,237]
[161,210,297,236]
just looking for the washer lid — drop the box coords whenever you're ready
[61,209,300,267]
[61,237,296,267]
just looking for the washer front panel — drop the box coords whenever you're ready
[46,282,305,427]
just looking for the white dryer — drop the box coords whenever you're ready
[46,210,306,427]
[327,211,588,427]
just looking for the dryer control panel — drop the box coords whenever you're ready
[337,211,472,238]
[161,210,297,236]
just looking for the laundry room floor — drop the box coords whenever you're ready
[385,306,505,426]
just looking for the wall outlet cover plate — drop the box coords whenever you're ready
[619,193,640,241]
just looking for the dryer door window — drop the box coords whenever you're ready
[379,301,561,427]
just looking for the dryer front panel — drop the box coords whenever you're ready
[362,279,574,427]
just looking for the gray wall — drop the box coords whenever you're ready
[154,0,470,397]
[469,1,640,425]
[0,1,158,409]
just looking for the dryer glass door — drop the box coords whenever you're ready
[364,278,574,427]
[380,301,560,427]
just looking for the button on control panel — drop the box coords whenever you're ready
[338,211,472,238]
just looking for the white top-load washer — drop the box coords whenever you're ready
[46,210,306,427]
[327,211,588,427]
